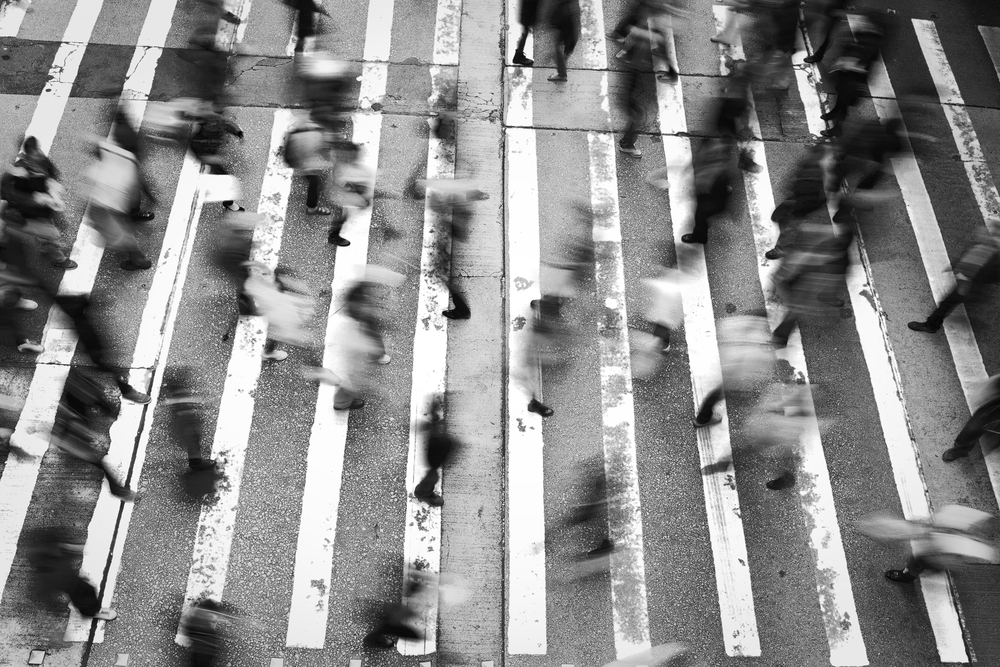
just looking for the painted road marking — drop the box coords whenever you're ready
[791,19,968,663]
[505,70,546,655]
[911,17,1000,507]
[980,25,1000,85]
[175,109,294,642]
[656,39,760,658]
[285,0,393,646]
[587,132,652,659]
[0,0,31,36]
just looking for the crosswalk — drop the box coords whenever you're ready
[1,0,1000,665]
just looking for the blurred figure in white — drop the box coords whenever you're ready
[743,382,816,490]
[242,264,316,362]
[87,137,154,270]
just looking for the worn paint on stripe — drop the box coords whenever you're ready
[653,72,761,656]
[175,109,294,642]
[863,47,991,661]
[980,25,1000,84]
[431,0,461,66]
[587,131,651,659]
[0,0,30,37]
[913,19,1000,220]
[791,19,829,139]
[712,4,741,76]
[285,21,390,641]
[577,0,607,69]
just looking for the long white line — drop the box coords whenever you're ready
[505,70,546,655]
[0,0,128,605]
[792,17,968,662]
[980,25,1000,84]
[175,109,294,641]
[587,132,651,659]
[285,0,393,646]
[395,0,460,654]
[0,0,31,36]
[655,38,760,657]
[911,18,1000,506]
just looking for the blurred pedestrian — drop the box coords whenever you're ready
[803,0,848,64]
[713,63,762,173]
[189,105,246,213]
[641,266,683,353]
[283,115,351,246]
[693,314,774,427]
[87,138,154,271]
[187,28,231,108]
[940,374,1000,462]
[181,598,224,667]
[681,137,736,245]
[743,382,812,489]
[711,0,750,46]
[242,264,316,362]
[616,24,657,158]
[345,279,390,365]
[364,575,423,648]
[513,0,538,66]
[413,394,459,507]
[214,210,258,314]
[162,367,216,471]
[819,13,884,137]
[765,142,833,260]
[110,106,157,222]
[568,456,615,558]
[908,217,1000,334]
[547,0,580,83]
[0,265,44,354]
[31,528,118,622]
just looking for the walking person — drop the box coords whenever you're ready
[181,599,225,667]
[0,268,44,354]
[616,23,657,158]
[908,217,1000,334]
[818,13,884,137]
[189,105,247,213]
[764,142,833,259]
[87,137,154,271]
[31,528,118,622]
[547,0,580,83]
[286,0,329,55]
[681,137,736,245]
[744,382,813,489]
[413,394,459,507]
[939,374,1000,462]
[110,106,157,222]
[283,115,351,246]
[513,0,538,66]
[640,266,683,354]
[802,0,848,64]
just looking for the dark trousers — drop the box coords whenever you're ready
[696,386,724,423]
[306,174,320,208]
[951,400,1000,457]
[620,69,643,148]
[651,321,670,348]
[54,296,137,395]
[515,27,531,56]
[67,574,102,616]
[553,27,577,77]
[295,6,314,52]
[926,286,966,328]
[447,281,470,317]
[414,467,439,498]
[689,192,726,243]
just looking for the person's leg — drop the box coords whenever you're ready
[944,402,1000,460]
[443,279,471,319]
[97,457,134,499]
[66,574,102,617]
[306,174,320,209]
[295,7,314,53]
[684,194,712,243]
[514,26,533,65]
[327,206,350,246]
[921,287,965,330]
[695,386,723,425]
[414,467,442,506]
[771,312,797,346]
[651,322,671,351]
[619,70,642,149]
[553,36,568,79]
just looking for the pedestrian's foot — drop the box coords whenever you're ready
[681,234,706,245]
[907,320,939,333]
[368,634,396,649]
[645,171,669,190]
[770,334,788,349]
[121,386,151,404]
[93,608,118,621]
[17,340,44,354]
[513,53,534,67]
[740,160,763,174]
[803,53,823,64]
[765,473,795,490]
[527,399,554,417]
[607,32,626,43]
[442,308,471,320]
[328,233,351,247]
[262,349,288,361]
[131,211,155,222]
[372,353,391,365]
[819,110,836,121]
[764,247,784,260]
[548,73,568,82]
[819,129,839,138]
[693,412,722,428]
[656,68,679,83]
[416,493,444,507]
[189,458,217,471]
[15,298,37,311]
[335,398,366,411]
[942,447,969,462]
[710,35,731,46]
[885,569,917,583]
[222,10,241,24]
[114,488,137,502]
[121,258,152,271]
[587,538,614,558]
[53,257,78,270]
[308,206,332,215]
[661,343,671,354]
[618,141,642,158]
[817,294,845,308]
[222,202,246,212]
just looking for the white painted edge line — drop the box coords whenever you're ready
[794,18,968,662]
[577,0,608,70]
[980,25,1000,86]
[587,131,651,659]
[396,70,454,657]
[654,73,760,656]
[907,17,1000,503]
[865,48,988,662]
[0,0,30,37]
[285,66,386,649]
[175,109,294,642]
[912,20,999,218]
[505,77,546,653]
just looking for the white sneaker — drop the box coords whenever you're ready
[17,341,44,354]
[262,349,288,361]
[93,608,118,621]
[374,354,391,365]
[15,299,37,311]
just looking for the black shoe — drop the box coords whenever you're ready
[416,493,444,507]
[189,458,217,471]
[764,248,784,260]
[222,202,245,212]
[527,399,554,417]
[693,413,722,428]
[820,128,840,138]
[804,53,823,64]
[819,110,835,121]
[442,308,471,320]
[885,569,917,583]
[53,258,78,270]
[121,258,152,271]
[587,539,614,558]
[513,52,534,67]
[335,398,366,411]
[770,335,788,349]
[327,233,351,247]
[121,386,151,404]
[942,448,969,462]
[222,10,241,24]
[656,68,678,83]
[681,234,706,245]
[131,211,155,222]
[908,320,939,333]
[765,472,795,490]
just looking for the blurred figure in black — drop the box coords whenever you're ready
[181,598,224,667]
[681,137,735,245]
[765,142,832,260]
[214,210,258,314]
[547,0,580,83]
[569,456,615,559]
[0,265,44,354]
[756,0,798,92]
[162,367,216,471]
[414,394,459,507]
[186,27,231,109]
[110,106,157,222]
[364,573,425,649]
[283,114,348,244]
[819,13,884,137]
[31,527,118,622]
[714,63,762,173]
[908,217,1000,334]
[53,294,151,404]
[803,0,848,64]
[189,105,246,213]
[615,22,656,159]
[345,279,390,365]
[941,374,1000,463]
[831,117,912,222]
[513,0,537,66]
[50,368,136,501]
